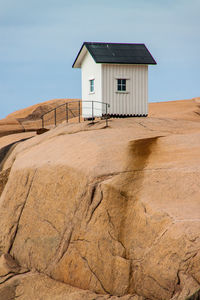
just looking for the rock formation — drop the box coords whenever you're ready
[0,98,200,299]
[0,98,80,138]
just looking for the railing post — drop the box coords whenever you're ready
[66,103,68,123]
[41,116,44,128]
[92,101,94,122]
[106,104,108,127]
[78,101,80,123]
[54,109,56,126]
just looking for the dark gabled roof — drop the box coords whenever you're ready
[72,42,157,68]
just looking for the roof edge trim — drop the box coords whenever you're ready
[72,43,91,68]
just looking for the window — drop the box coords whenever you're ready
[90,79,94,93]
[117,79,126,91]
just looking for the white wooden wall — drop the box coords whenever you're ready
[81,51,102,117]
[81,52,148,117]
[102,64,148,115]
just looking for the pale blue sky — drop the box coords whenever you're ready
[0,0,199,118]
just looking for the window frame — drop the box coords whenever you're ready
[89,79,95,93]
[117,79,126,92]
[115,77,130,94]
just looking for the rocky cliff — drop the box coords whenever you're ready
[0,99,200,299]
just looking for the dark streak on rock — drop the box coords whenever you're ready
[80,254,109,294]
[87,188,103,224]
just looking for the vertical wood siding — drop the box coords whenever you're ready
[102,64,148,115]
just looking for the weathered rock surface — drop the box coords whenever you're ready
[0,99,200,299]
[0,271,140,300]
[149,97,200,122]
[0,253,20,277]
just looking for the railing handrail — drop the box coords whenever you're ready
[40,100,110,118]
[40,100,110,129]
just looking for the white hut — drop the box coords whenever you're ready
[72,42,156,118]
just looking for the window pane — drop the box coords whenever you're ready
[90,80,94,92]
[118,84,122,91]
[117,79,126,91]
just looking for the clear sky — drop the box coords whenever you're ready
[0,0,199,118]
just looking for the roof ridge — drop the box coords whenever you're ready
[84,42,145,46]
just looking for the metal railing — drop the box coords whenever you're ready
[40,100,110,129]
